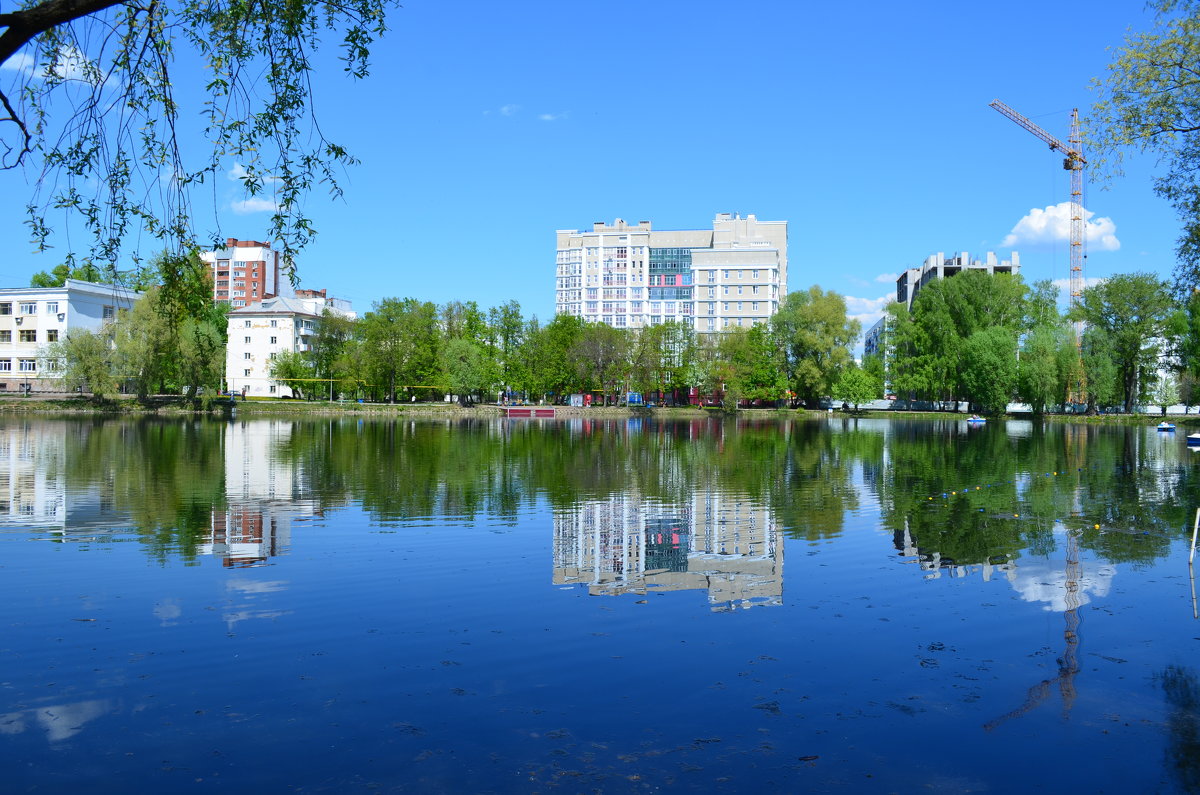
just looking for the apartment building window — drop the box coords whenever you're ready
[269,385,276,393]
[723,286,729,295]
[46,330,58,342]
[723,302,729,311]
[244,352,251,360]
[244,369,251,377]
[665,302,675,314]
[707,271,716,283]
[19,302,36,315]
[707,318,715,330]
[0,303,10,315]
[46,302,58,314]
[234,261,247,267]
[18,359,35,372]
[752,270,759,279]
[269,353,277,360]
[737,302,743,311]
[270,336,277,344]
[44,359,59,373]
[738,286,743,295]
[270,320,277,328]
[0,330,9,343]
[233,290,245,297]
[18,330,36,343]
[615,316,626,327]
[244,336,251,344]
[722,270,729,279]
[753,286,759,295]
[103,305,115,319]
[0,360,9,372]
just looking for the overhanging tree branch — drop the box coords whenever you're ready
[0,0,123,66]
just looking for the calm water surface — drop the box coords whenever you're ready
[2,416,1200,792]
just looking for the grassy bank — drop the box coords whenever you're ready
[3,394,1193,426]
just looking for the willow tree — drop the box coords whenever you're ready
[0,0,400,281]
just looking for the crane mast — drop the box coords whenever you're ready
[989,100,1087,342]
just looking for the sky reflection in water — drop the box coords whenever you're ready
[1,416,1199,792]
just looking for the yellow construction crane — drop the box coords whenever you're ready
[989,99,1087,342]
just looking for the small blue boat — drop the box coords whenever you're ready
[967,415,986,424]
[1188,433,1200,446]
[1157,422,1176,432]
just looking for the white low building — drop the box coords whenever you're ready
[225,292,354,398]
[0,279,142,393]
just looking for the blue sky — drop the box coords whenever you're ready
[0,0,1182,335]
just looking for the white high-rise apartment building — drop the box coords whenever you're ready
[555,213,788,332]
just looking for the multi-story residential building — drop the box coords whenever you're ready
[555,213,788,333]
[0,279,142,393]
[199,238,281,307]
[225,292,354,398]
[896,250,1020,309]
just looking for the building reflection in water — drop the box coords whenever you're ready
[553,491,783,611]
[201,420,323,567]
[894,518,1019,583]
[0,422,125,537]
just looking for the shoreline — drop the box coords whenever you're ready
[0,395,1195,426]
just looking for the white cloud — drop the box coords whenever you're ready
[1002,202,1120,251]
[874,272,899,283]
[499,104,520,116]
[231,197,279,214]
[845,293,893,330]
[538,112,568,122]
[0,52,36,75]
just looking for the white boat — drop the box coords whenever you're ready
[1188,433,1200,446]
[1157,422,1176,431]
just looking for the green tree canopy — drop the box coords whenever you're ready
[1071,273,1175,412]
[1089,0,1200,291]
[834,363,880,411]
[770,286,860,404]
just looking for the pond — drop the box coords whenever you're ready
[2,415,1199,791]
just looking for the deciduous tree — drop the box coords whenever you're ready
[1089,1,1200,292]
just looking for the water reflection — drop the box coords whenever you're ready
[553,491,782,611]
[1,416,1196,589]
[0,700,113,743]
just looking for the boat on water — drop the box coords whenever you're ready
[967,415,986,424]
[1157,422,1176,431]
[1188,433,1200,446]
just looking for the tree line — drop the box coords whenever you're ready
[874,269,1200,415]
[270,286,860,407]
